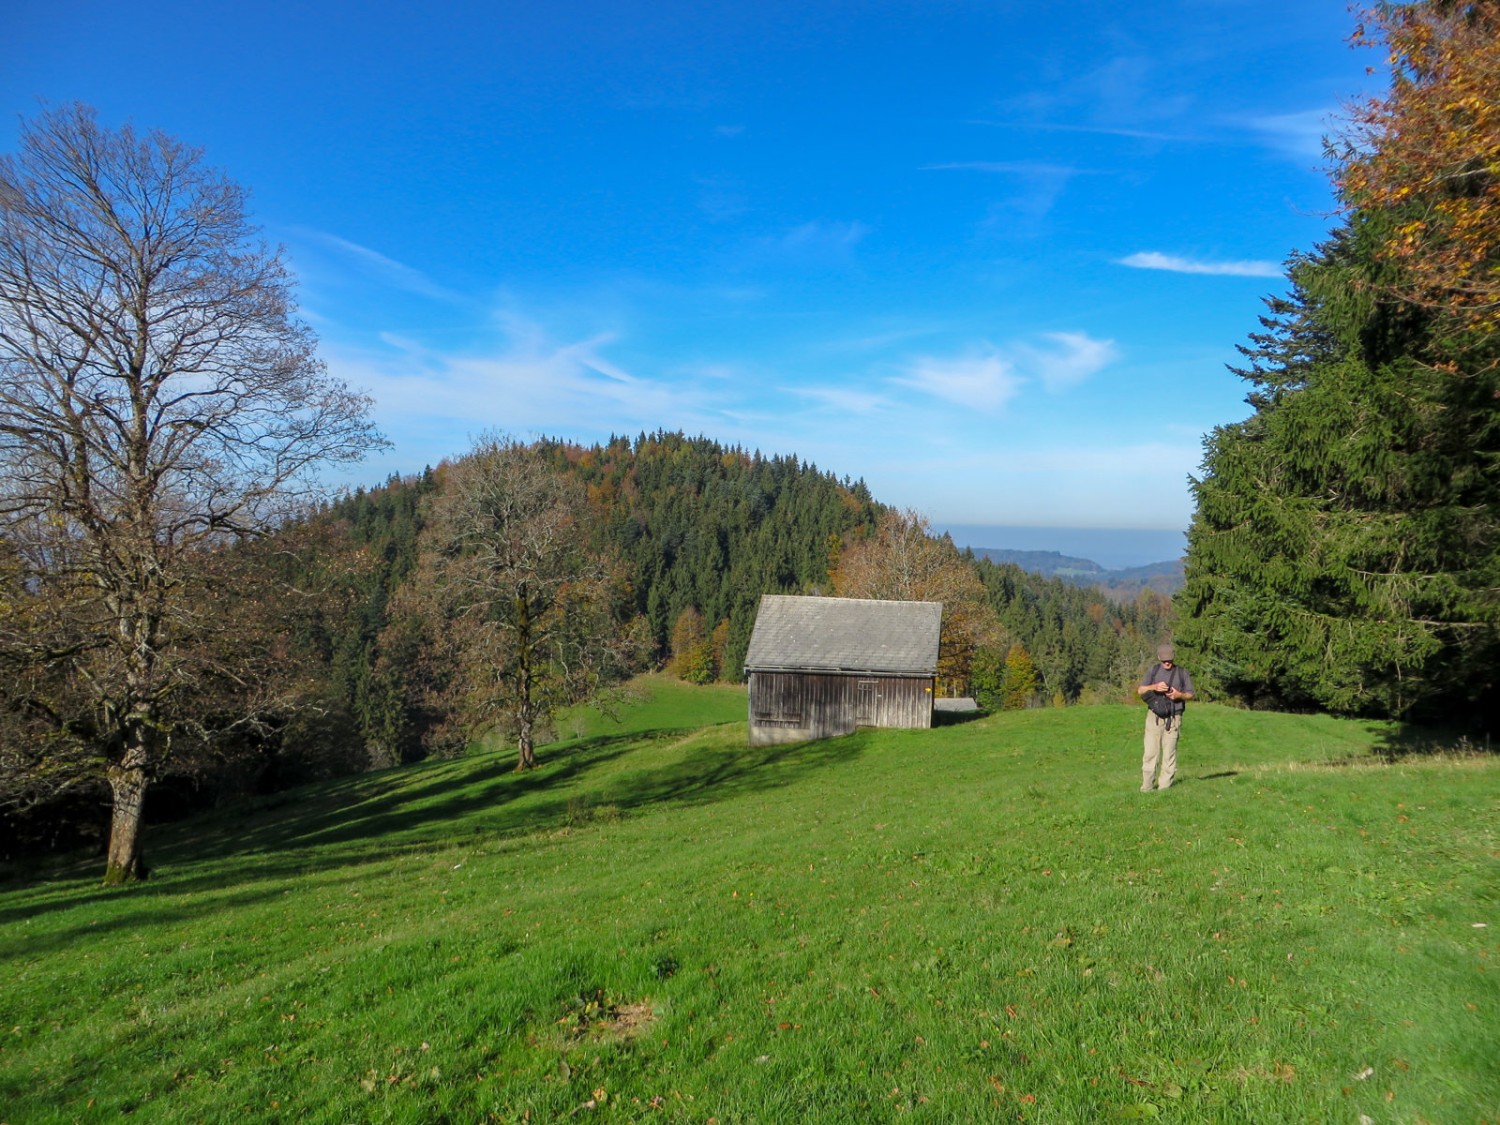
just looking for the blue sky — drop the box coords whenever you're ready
[8,0,1377,558]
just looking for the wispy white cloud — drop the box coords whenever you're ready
[817,323,945,354]
[1014,331,1120,392]
[785,384,893,415]
[1117,251,1282,278]
[970,120,1190,143]
[1243,107,1342,160]
[890,349,1024,412]
[927,162,1096,232]
[975,52,1197,145]
[322,314,730,459]
[288,228,466,303]
[777,220,868,251]
[747,220,870,267]
[882,330,1119,412]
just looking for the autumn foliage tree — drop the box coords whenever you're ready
[669,606,720,684]
[1341,0,1500,340]
[1001,644,1040,711]
[0,105,381,882]
[832,508,1004,695]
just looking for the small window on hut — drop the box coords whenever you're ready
[753,676,801,723]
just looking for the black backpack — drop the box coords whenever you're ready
[1144,663,1185,719]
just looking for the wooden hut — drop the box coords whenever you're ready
[743,594,942,745]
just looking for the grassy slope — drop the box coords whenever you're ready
[2,676,1497,1124]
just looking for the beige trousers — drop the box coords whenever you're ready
[1142,711,1180,790]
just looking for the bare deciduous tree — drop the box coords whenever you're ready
[0,104,383,883]
[427,435,640,771]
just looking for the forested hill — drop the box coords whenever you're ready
[309,432,1170,765]
[533,432,879,675]
[308,432,883,765]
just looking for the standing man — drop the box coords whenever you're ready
[1137,643,1193,792]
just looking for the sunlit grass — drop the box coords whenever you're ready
[2,684,1497,1122]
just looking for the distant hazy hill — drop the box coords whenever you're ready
[970,547,1184,601]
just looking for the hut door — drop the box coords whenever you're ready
[855,679,877,723]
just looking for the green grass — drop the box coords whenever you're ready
[2,680,1498,1123]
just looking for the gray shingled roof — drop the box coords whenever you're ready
[743,595,942,675]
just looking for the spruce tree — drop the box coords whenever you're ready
[1179,216,1500,723]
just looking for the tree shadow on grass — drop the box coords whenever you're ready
[554,730,870,819]
[933,709,987,727]
[2,723,871,919]
[0,882,295,959]
[1369,722,1496,762]
[193,732,648,857]
[2,733,640,920]
[201,727,867,868]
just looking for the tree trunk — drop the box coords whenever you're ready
[514,607,537,771]
[515,723,537,771]
[103,745,149,884]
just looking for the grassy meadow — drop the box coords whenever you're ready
[2,675,1497,1123]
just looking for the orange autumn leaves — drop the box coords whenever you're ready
[1342,2,1500,339]
[831,508,1004,694]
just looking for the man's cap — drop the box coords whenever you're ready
[1157,643,1176,662]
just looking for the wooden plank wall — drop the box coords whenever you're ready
[748,671,934,745]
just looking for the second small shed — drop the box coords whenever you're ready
[743,594,942,745]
